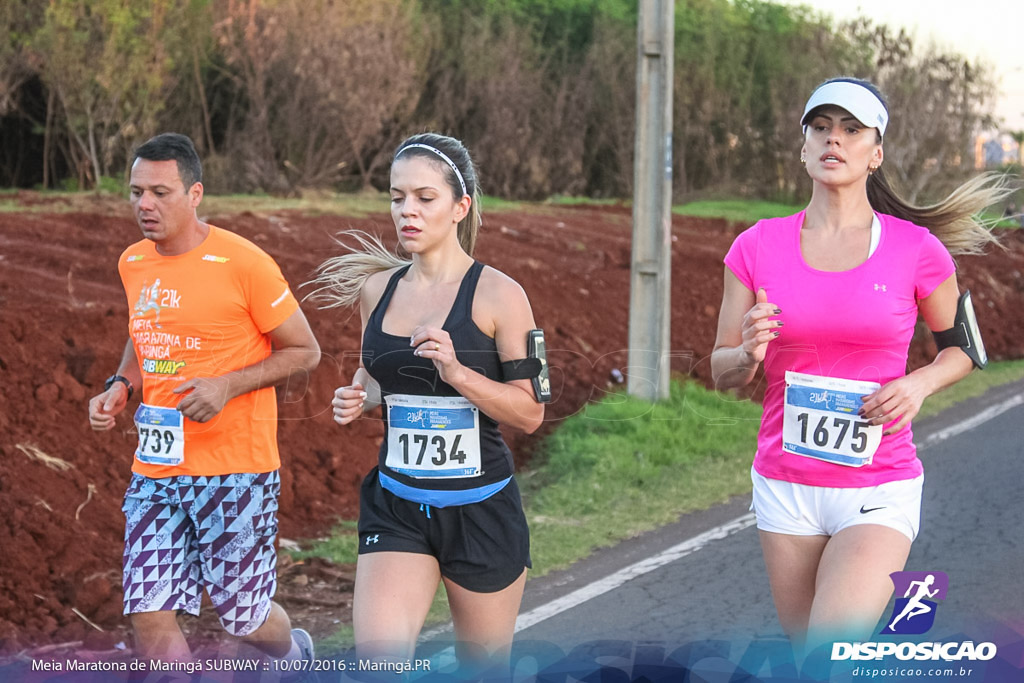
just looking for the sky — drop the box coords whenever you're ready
[775,0,1024,131]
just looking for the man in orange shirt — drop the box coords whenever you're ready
[87,133,321,666]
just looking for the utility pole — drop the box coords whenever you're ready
[628,0,674,401]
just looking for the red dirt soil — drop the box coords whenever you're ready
[1,195,1023,655]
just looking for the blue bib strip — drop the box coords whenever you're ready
[378,471,511,508]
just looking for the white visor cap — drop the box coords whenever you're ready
[801,81,888,137]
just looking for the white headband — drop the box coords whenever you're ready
[398,143,468,196]
[801,81,889,137]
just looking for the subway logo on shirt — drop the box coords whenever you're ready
[142,358,186,375]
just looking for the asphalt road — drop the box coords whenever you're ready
[487,379,1024,681]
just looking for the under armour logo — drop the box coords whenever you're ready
[365,534,379,545]
[873,283,887,292]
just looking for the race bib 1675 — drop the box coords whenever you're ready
[782,371,882,467]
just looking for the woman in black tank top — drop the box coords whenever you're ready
[362,259,517,494]
[311,133,544,672]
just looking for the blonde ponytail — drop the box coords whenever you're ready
[867,169,1013,256]
[304,231,409,309]
[458,184,482,256]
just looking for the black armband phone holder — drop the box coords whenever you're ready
[500,329,551,403]
[933,290,987,370]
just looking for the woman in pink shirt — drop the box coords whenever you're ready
[711,77,1010,652]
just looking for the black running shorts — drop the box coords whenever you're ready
[357,467,531,593]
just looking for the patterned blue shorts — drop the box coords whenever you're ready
[121,470,280,636]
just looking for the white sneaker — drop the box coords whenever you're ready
[291,628,315,662]
[280,628,316,682]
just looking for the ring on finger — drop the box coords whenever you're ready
[435,342,441,351]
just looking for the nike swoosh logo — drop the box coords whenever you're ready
[860,505,886,514]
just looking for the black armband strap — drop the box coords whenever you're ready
[501,358,542,381]
[502,329,552,403]
[932,326,968,350]
[932,290,987,370]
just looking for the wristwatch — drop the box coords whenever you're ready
[104,374,134,400]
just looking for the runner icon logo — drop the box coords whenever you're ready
[833,570,996,662]
[881,570,949,635]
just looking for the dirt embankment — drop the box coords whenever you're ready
[2,196,1023,654]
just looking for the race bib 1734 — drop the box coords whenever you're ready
[384,394,482,479]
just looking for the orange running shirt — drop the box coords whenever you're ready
[118,226,299,477]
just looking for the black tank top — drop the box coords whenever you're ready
[362,261,514,491]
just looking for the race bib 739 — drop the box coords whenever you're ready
[133,403,185,466]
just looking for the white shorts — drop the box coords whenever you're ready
[750,467,923,542]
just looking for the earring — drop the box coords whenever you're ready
[868,165,879,175]
[800,154,806,164]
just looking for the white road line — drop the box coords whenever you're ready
[513,513,756,632]
[421,389,1023,670]
[502,392,1024,636]
[423,513,756,672]
[918,392,1024,451]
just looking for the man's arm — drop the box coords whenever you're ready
[88,340,141,431]
[173,308,321,423]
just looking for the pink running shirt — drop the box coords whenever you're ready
[724,211,955,487]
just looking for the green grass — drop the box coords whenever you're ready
[477,195,529,212]
[918,358,1024,418]
[202,192,389,218]
[0,189,394,218]
[3,189,1017,233]
[546,195,628,207]
[315,624,355,654]
[204,190,641,218]
[673,199,802,224]
[205,192,549,217]
[293,520,361,564]
[673,200,1023,231]
[981,210,1022,230]
[521,379,761,572]
[0,190,123,214]
[204,192,555,217]
[292,358,1024,644]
